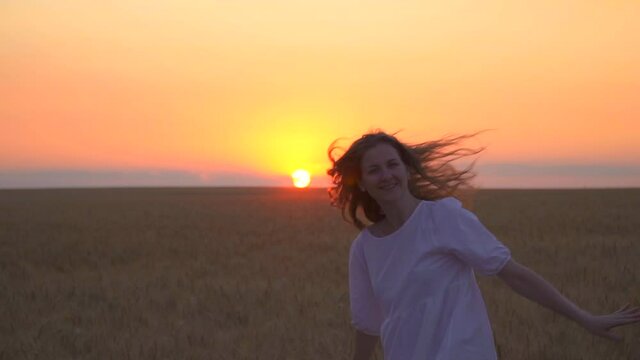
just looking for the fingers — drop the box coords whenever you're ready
[615,303,638,313]
[586,304,640,341]
[616,312,640,326]
[618,306,640,319]
[611,305,640,318]
[604,308,640,329]
[614,303,631,313]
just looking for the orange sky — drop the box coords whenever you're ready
[1,1,639,188]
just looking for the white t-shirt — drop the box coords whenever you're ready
[349,197,511,360]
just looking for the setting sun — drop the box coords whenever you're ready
[291,169,311,188]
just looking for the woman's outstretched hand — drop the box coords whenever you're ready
[579,304,640,341]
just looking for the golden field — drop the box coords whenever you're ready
[0,188,639,359]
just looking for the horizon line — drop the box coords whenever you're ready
[1,185,639,191]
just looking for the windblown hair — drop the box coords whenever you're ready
[327,130,484,230]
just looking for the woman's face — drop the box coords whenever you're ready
[359,143,410,202]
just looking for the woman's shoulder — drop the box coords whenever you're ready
[349,229,369,253]
[424,196,466,227]
[431,196,463,208]
[422,196,463,215]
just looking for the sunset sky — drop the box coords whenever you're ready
[2,1,639,189]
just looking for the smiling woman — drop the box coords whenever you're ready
[327,131,640,360]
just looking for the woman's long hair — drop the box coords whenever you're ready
[327,130,484,229]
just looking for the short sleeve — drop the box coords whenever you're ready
[434,197,511,276]
[348,236,384,336]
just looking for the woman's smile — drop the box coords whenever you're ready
[378,182,398,191]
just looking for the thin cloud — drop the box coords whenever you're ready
[479,163,640,177]
[0,169,290,189]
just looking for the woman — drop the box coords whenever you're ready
[327,131,640,360]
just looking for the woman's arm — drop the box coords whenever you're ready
[353,329,379,360]
[497,258,640,341]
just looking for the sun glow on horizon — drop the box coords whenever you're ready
[291,169,311,188]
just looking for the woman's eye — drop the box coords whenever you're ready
[368,168,379,175]
[389,162,398,168]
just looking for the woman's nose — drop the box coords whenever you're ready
[379,167,392,180]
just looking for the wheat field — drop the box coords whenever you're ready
[0,188,638,359]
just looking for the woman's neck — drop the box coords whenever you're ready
[377,194,421,230]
